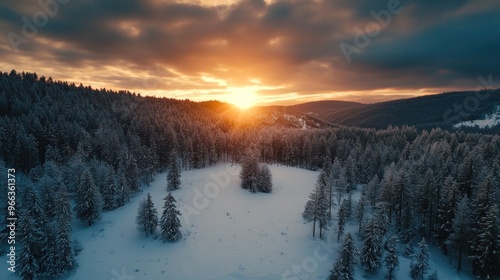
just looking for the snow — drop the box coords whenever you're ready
[454,105,500,129]
[0,164,475,280]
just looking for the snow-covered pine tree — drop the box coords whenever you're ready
[257,164,272,193]
[49,184,75,276]
[136,193,158,237]
[303,173,329,237]
[18,234,39,280]
[160,192,182,242]
[337,199,348,241]
[446,195,471,273]
[457,156,473,197]
[115,171,130,207]
[39,175,57,218]
[102,168,116,211]
[355,192,366,234]
[384,235,399,280]
[345,188,353,218]
[167,149,181,191]
[336,167,348,205]
[378,162,396,221]
[410,238,430,280]
[125,153,140,193]
[20,187,48,275]
[74,170,100,226]
[315,179,329,239]
[321,158,334,218]
[302,199,314,222]
[328,233,359,280]
[309,172,329,238]
[366,174,380,207]
[471,203,499,279]
[469,176,496,277]
[250,173,258,193]
[240,149,258,190]
[16,211,41,280]
[391,170,410,232]
[361,218,383,274]
[374,202,390,236]
[435,176,458,254]
[331,158,343,205]
[416,169,436,238]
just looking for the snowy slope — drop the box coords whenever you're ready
[1,164,475,280]
[454,105,500,129]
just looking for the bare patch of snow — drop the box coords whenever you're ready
[454,105,500,129]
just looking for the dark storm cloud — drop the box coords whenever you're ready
[1,0,499,103]
[351,7,500,87]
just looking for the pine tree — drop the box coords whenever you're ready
[74,170,100,226]
[17,208,40,280]
[457,156,473,197]
[328,233,359,280]
[336,167,348,205]
[391,171,410,232]
[250,173,258,193]
[337,200,348,241]
[446,195,471,273]
[136,193,158,237]
[416,169,436,238]
[366,174,380,206]
[160,192,182,242]
[322,158,334,219]
[240,149,258,190]
[115,172,130,207]
[410,238,430,280]
[471,204,499,279]
[384,236,399,280]
[469,176,495,276]
[302,199,315,222]
[303,172,329,238]
[125,153,140,192]
[40,176,57,218]
[345,189,353,219]
[374,202,390,236]
[167,149,181,191]
[355,193,366,234]
[53,184,75,275]
[361,218,383,274]
[257,164,273,193]
[331,158,343,204]
[19,187,48,276]
[435,176,458,254]
[102,168,116,211]
[18,238,39,280]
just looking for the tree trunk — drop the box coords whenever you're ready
[313,217,316,237]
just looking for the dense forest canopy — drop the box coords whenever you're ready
[0,71,499,279]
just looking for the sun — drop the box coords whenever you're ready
[227,88,258,109]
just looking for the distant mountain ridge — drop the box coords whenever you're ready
[281,90,500,133]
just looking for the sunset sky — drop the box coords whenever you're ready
[1,0,499,106]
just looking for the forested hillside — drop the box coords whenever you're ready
[0,71,499,279]
[293,90,500,133]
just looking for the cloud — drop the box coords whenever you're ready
[1,0,499,105]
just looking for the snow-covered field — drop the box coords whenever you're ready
[1,164,474,279]
[454,105,500,129]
